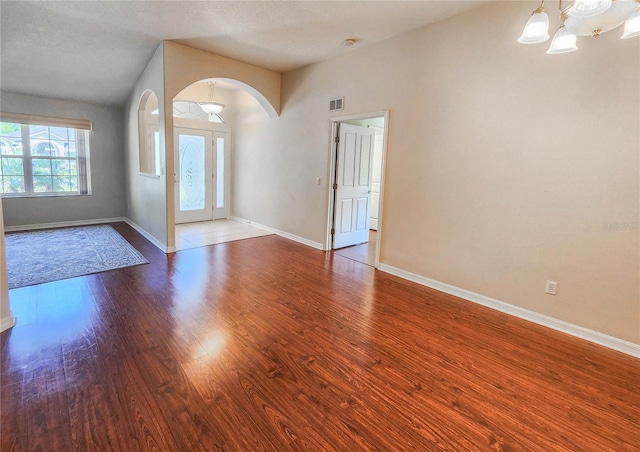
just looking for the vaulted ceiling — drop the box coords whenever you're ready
[0,1,486,106]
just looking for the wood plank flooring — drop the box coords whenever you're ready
[1,222,638,451]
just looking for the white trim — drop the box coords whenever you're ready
[0,315,16,333]
[4,217,126,233]
[123,218,175,253]
[230,216,323,250]
[3,216,176,253]
[378,263,640,358]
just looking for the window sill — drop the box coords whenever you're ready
[1,192,91,199]
[139,172,161,179]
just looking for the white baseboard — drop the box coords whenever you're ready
[123,218,174,253]
[4,217,126,233]
[3,216,175,253]
[230,216,324,250]
[0,315,16,333]
[378,263,640,358]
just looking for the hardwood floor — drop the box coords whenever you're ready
[1,222,638,451]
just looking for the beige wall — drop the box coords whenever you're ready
[233,1,640,343]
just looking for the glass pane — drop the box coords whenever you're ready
[1,158,24,176]
[52,159,75,176]
[216,137,224,209]
[0,122,23,155]
[66,139,77,157]
[31,141,55,156]
[2,176,25,194]
[49,127,69,141]
[33,175,53,192]
[178,134,206,212]
[32,158,52,176]
[154,131,161,173]
[53,176,75,192]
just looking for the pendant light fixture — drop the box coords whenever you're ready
[621,3,640,37]
[547,2,578,52]
[518,0,640,53]
[518,1,551,43]
[199,81,225,114]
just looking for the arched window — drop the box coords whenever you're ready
[138,90,160,176]
[173,100,224,123]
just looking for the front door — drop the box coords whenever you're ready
[333,123,375,249]
[174,128,214,224]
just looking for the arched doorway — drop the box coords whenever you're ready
[169,78,274,250]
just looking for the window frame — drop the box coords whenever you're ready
[0,113,92,198]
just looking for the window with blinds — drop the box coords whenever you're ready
[0,113,92,197]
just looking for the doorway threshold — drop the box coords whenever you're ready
[333,230,377,267]
[175,219,273,250]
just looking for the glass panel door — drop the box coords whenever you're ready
[179,134,205,211]
[174,128,213,224]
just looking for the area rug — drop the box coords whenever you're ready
[5,225,149,289]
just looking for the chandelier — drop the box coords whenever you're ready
[518,0,640,54]
[198,81,225,114]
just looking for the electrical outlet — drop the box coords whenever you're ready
[545,280,557,295]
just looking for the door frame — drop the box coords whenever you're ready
[173,118,231,223]
[324,111,389,268]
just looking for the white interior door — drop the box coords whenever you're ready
[174,127,214,224]
[333,123,375,249]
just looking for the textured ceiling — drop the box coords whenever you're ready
[0,1,486,106]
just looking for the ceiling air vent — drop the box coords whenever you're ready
[329,97,344,112]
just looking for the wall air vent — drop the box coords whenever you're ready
[329,97,344,112]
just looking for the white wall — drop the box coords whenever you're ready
[1,92,126,227]
[124,44,168,249]
[232,1,640,344]
[0,200,15,332]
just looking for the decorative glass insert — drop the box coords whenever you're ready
[178,134,206,211]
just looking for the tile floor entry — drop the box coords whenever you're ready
[175,219,273,251]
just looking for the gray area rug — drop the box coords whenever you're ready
[5,225,149,289]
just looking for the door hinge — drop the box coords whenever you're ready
[334,135,340,143]
[331,228,335,235]
[333,183,338,190]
